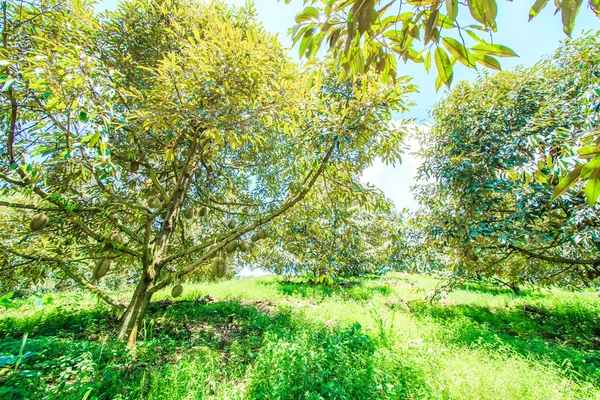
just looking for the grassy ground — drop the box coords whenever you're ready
[1,273,600,399]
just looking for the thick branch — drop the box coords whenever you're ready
[149,140,337,294]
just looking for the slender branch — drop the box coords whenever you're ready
[0,244,125,309]
[508,243,600,265]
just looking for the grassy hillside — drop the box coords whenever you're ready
[1,273,600,399]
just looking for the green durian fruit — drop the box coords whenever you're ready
[30,213,49,232]
[172,284,184,297]
[109,232,124,245]
[212,257,226,278]
[226,240,239,253]
[238,241,249,252]
[227,220,236,230]
[129,161,140,173]
[183,208,195,219]
[147,196,160,208]
[94,258,111,280]
[199,207,209,217]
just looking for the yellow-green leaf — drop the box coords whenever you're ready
[561,0,583,36]
[552,164,584,201]
[434,46,453,89]
[529,0,549,20]
[471,43,518,57]
[582,154,600,178]
[585,166,600,206]
[295,6,319,23]
[472,52,501,70]
[578,145,600,158]
[591,0,600,16]
[446,0,458,20]
[442,37,475,67]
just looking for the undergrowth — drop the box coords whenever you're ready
[1,273,599,399]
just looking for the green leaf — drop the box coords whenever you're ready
[424,50,432,73]
[79,111,89,123]
[591,0,600,16]
[577,145,600,158]
[424,10,439,45]
[437,13,456,28]
[467,0,497,30]
[552,163,584,201]
[582,154,600,178]
[466,30,487,44]
[295,6,319,24]
[561,0,583,36]
[529,0,549,20]
[434,46,453,89]
[1,78,15,92]
[585,166,600,206]
[471,43,518,57]
[446,0,458,20]
[353,0,375,35]
[442,37,475,67]
[472,53,501,70]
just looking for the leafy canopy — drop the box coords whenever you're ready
[285,0,599,88]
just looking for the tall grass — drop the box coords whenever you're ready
[1,273,599,399]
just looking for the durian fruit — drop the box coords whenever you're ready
[238,241,249,252]
[226,240,239,254]
[258,229,268,240]
[585,269,598,280]
[183,208,195,219]
[109,232,124,245]
[251,232,260,242]
[129,161,140,173]
[94,258,111,280]
[29,213,49,232]
[227,220,236,230]
[172,284,183,297]
[212,257,226,278]
[147,196,160,208]
[199,207,209,217]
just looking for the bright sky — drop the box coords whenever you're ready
[97,0,599,210]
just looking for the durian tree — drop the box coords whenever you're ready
[0,0,412,345]
[411,33,600,292]
[255,172,400,282]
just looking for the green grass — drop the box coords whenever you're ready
[1,273,600,399]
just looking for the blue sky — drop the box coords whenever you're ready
[97,0,599,210]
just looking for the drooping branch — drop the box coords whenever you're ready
[0,244,125,310]
[508,243,600,265]
[0,172,143,258]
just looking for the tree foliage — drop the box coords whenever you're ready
[0,0,412,344]
[286,0,598,88]
[253,172,401,282]
[412,32,600,290]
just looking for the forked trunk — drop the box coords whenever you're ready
[117,276,154,347]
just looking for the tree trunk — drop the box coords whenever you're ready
[509,283,522,296]
[117,276,153,347]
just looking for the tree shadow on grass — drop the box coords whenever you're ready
[404,300,600,385]
[0,298,292,399]
[268,279,392,301]
[0,296,424,400]
[455,282,546,298]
